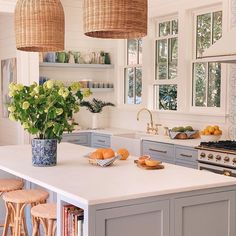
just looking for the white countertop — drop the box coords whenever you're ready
[65,128,133,136]
[0,143,236,205]
[66,127,202,147]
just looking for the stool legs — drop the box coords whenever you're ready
[32,217,56,236]
[3,202,28,236]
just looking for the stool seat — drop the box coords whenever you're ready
[0,179,23,192]
[31,203,56,220]
[3,189,49,204]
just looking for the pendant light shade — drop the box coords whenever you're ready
[14,0,65,52]
[83,0,148,39]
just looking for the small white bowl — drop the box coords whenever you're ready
[200,135,221,142]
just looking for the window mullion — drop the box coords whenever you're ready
[206,62,209,107]
[134,67,137,104]
[211,12,214,45]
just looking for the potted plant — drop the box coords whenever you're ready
[80,98,115,129]
[8,80,91,167]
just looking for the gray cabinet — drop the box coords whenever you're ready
[62,132,91,146]
[142,141,198,168]
[175,145,198,169]
[174,191,236,236]
[96,200,170,236]
[91,133,111,148]
[142,141,175,164]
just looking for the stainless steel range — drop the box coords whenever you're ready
[196,141,236,177]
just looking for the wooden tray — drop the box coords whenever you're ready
[134,160,164,170]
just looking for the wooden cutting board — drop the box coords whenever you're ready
[134,160,165,170]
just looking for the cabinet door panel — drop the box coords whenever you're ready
[96,200,169,236]
[91,134,111,148]
[175,146,197,163]
[175,191,236,236]
[142,141,174,163]
[62,133,91,146]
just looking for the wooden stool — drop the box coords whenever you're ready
[2,189,49,236]
[0,179,24,231]
[31,203,57,236]
[0,179,24,195]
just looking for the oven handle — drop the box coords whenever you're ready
[223,170,232,176]
[198,164,236,177]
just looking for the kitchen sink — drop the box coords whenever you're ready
[111,132,152,156]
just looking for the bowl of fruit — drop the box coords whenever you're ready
[200,125,222,141]
[169,126,199,139]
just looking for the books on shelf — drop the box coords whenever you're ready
[63,205,84,236]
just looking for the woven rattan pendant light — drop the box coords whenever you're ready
[83,0,148,39]
[15,0,65,52]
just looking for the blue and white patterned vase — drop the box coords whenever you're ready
[31,139,57,167]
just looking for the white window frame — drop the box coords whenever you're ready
[190,6,227,115]
[153,15,179,111]
[123,39,143,106]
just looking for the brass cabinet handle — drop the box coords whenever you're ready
[180,154,193,158]
[97,139,106,143]
[68,139,81,143]
[223,170,232,176]
[149,148,167,154]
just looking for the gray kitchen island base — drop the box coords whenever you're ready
[58,185,236,236]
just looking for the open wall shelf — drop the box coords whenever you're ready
[39,63,114,69]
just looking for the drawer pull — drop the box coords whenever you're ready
[97,139,106,143]
[68,139,80,142]
[149,148,167,154]
[180,154,192,158]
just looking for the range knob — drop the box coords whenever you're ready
[208,154,214,160]
[224,156,230,162]
[233,158,236,164]
[216,155,221,161]
[200,152,206,158]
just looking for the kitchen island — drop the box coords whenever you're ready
[0,143,236,236]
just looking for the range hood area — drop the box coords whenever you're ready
[201,27,236,63]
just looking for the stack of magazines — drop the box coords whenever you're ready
[63,205,84,236]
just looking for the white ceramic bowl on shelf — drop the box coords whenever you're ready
[200,135,221,142]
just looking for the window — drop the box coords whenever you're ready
[192,10,222,108]
[124,39,142,105]
[154,18,178,111]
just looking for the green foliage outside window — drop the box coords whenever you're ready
[193,10,222,108]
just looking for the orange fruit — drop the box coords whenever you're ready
[208,127,215,134]
[145,159,159,167]
[214,130,221,135]
[103,148,115,159]
[204,131,210,135]
[117,149,129,160]
[138,155,150,165]
[214,125,220,130]
[90,151,103,159]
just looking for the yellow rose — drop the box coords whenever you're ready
[46,80,54,89]
[56,108,63,115]
[71,82,81,92]
[82,89,92,98]
[9,83,16,92]
[9,113,16,121]
[62,88,69,99]
[15,84,24,91]
[9,91,16,98]
[22,101,30,110]
[22,122,29,129]
[8,106,16,112]
[58,88,64,96]
[33,86,40,94]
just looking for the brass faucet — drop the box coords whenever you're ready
[136,108,161,135]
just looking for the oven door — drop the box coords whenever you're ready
[198,162,236,177]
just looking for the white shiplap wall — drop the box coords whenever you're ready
[0,13,19,145]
